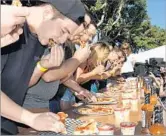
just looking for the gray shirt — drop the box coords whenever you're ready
[23,48,60,108]
[23,79,59,108]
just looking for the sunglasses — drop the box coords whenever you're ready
[122,47,129,50]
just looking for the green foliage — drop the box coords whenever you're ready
[82,0,166,51]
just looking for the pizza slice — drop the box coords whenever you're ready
[57,112,68,134]
[12,0,22,7]
[74,119,98,135]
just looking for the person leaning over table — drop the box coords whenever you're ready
[1,0,91,134]
[23,44,92,109]
[60,45,125,110]
[59,45,126,110]
[82,46,126,86]
[59,42,111,110]
[23,12,97,112]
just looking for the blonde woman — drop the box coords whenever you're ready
[75,42,110,84]
[120,42,132,57]
[60,42,110,110]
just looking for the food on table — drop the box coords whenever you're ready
[96,97,116,103]
[76,40,86,48]
[120,122,136,135]
[87,105,114,109]
[72,102,84,107]
[98,124,115,135]
[95,93,108,98]
[77,106,114,115]
[74,119,98,135]
[56,112,68,134]
[12,0,22,6]
[57,112,68,124]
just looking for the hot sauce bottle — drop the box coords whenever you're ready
[149,105,166,135]
[141,90,154,134]
[150,86,157,106]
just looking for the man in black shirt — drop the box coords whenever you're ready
[1,0,90,134]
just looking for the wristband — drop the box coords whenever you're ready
[37,61,48,72]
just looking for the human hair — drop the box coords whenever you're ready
[120,42,132,56]
[113,46,127,62]
[89,42,110,66]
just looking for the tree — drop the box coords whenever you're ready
[82,0,166,52]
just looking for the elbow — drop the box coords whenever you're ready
[42,75,54,82]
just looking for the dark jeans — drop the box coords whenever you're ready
[49,96,61,113]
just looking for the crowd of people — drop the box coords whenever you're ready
[1,0,165,135]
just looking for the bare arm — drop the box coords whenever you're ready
[1,91,34,126]
[28,57,79,87]
[29,66,44,87]
[75,64,96,84]
[62,77,85,93]
[62,77,94,100]
[42,46,91,82]
[1,91,66,132]
[42,57,80,82]
[76,65,116,83]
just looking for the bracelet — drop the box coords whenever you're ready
[37,61,48,72]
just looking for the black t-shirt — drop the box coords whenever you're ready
[1,24,45,134]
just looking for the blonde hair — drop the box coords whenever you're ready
[90,42,110,66]
[120,42,132,56]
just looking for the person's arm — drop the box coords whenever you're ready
[62,77,95,101]
[149,72,161,87]
[159,84,165,96]
[85,69,116,81]
[62,76,85,93]
[75,66,96,84]
[42,46,91,82]
[42,57,80,82]
[1,91,66,133]
[159,78,166,97]
[29,45,64,87]
[1,91,34,125]
[29,65,45,87]
[75,65,105,84]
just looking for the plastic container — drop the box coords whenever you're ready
[122,98,131,107]
[120,122,136,135]
[124,106,131,121]
[98,124,114,135]
[114,107,125,121]
[130,97,138,111]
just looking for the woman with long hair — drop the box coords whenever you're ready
[60,42,111,110]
